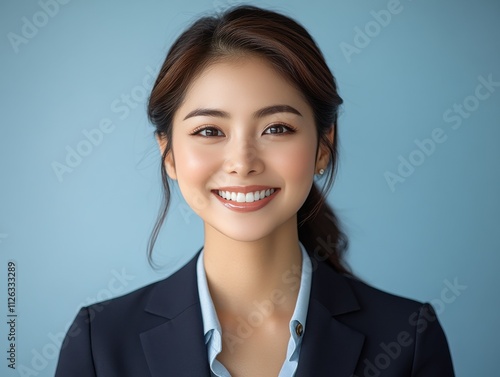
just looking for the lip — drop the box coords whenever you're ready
[211,187,280,212]
[214,185,277,194]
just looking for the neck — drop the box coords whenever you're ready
[202,217,303,317]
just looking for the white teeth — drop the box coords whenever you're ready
[216,189,277,203]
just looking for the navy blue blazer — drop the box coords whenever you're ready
[55,249,455,376]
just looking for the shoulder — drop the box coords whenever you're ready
[346,273,438,334]
[346,273,425,314]
[55,254,204,376]
[86,277,160,320]
[82,252,201,330]
[314,260,425,310]
[312,261,440,336]
[311,262,455,375]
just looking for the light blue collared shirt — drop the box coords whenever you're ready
[196,242,312,377]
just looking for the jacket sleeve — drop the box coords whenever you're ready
[54,307,97,377]
[411,303,455,376]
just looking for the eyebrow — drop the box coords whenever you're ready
[183,104,302,120]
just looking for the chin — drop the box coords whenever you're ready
[206,214,296,244]
[213,225,274,243]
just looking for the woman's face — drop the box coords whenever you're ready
[159,54,331,242]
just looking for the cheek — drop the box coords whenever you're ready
[271,140,317,183]
[173,134,220,176]
[172,142,221,209]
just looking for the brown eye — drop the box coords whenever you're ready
[192,126,224,137]
[264,124,296,135]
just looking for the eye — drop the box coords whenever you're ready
[263,123,296,135]
[191,126,224,137]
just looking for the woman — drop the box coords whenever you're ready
[55,5,455,376]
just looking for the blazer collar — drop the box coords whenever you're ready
[140,249,364,377]
[140,248,211,377]
[295,261,365,377]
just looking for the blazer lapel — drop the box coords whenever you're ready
[140,251,211,377]
[295,262,365,377]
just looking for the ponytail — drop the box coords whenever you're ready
[298,183,352,276]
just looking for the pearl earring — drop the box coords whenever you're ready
[318,168,324,175]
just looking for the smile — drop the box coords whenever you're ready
[211,186,280,212]
[216,188,275,203]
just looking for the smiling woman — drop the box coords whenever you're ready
[55,5,455,377]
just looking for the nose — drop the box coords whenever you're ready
[223,135,264,176]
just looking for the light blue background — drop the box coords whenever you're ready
[1,0,499,375]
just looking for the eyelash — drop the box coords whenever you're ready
[190,123,297,138]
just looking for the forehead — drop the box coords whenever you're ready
[176,54,312,117]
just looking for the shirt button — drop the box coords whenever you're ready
[295,323,303,337]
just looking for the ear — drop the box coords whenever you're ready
[316,126,334,171]
[155,133,177,180]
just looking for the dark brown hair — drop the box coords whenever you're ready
[147,5,352,276]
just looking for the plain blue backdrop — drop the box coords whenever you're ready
[1,0,499,375]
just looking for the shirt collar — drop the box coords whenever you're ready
[196,248,222,345]
[196,241,312,354]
